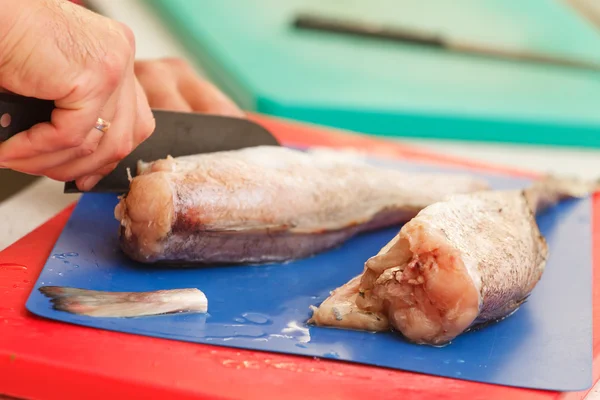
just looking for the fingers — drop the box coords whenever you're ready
[45,65,139,187]
[0,53,236,189]
[0,128,104,174]
[1,76,125,174]
[75,161,118,191]
[134,58,244,117]
[176,65,244,117]
[0,4,157,188]
[134,60,192,112]
[0,94,110,162]
[74,78,155,190]
[180,77,245,117]
[139,82,191,112]
[0,22,132,162]
[133,77,156,145]
[24,66,155,190]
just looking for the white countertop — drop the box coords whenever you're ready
[1,0,598,396]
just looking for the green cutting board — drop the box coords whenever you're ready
[147,0,600,148]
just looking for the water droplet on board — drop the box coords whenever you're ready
[51,252,77,260]
[457,359,465,364]
[203,324,267,342]
[241,312,271,325]
[0,263,27,271]
[233,317,245,323]
[280,321,311,343]
[73,265,80,268]
[63,261,70,264]
[324,351,340,359]
[295,343,307,349]
[58,272,63,277]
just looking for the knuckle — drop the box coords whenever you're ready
[62,134,86,149]
[135,60,170,79]
[109,143,132,164]
[133,60,151,76]
[137,114,156,141]
[47,171,73,182]
[98,162,118,176]
[100,52,128,90]
[116,22,136,50]
[74,143,96,158]
[99,26,135,89]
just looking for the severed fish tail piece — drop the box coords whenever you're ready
[114,146,489,264]
[310,175,598,345]
[39,286,208,318]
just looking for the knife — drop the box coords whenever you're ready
[0,92,281,193]
[293,13,600,72]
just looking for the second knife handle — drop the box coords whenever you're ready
[0,92,55,142]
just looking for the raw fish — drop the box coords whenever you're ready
[310,176,598,345]
[39,286,208,317]
[114,146,489,264]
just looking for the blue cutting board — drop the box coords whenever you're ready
[26,156,593,391]
[146,0,600,148]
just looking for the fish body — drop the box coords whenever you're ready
[310,176,597,345]
[114,146,489,264]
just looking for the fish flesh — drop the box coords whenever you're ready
[309,275,389,332]
[39,286,208,317]
[114,146,489,264]
[309,176,598,345]
[310,176,597,343]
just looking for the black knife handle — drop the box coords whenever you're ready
[0,93,78,190]
[0,92,55,142]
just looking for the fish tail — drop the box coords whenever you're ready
[39,286,95,298]
[49,296,102,315]
[39,286,208,318]
[527,175,600,214]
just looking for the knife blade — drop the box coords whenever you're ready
[0,92,281,193]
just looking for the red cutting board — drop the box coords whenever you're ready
[0,114,598,400]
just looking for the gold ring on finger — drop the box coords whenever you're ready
[94,117,111,134]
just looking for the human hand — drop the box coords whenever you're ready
[0,0,155,191]
[134,58,244,117]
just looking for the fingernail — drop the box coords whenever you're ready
[77,175,103,191]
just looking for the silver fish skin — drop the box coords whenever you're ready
[114,146,489,265]
[310,176,598,345]
[39,286,208,317]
